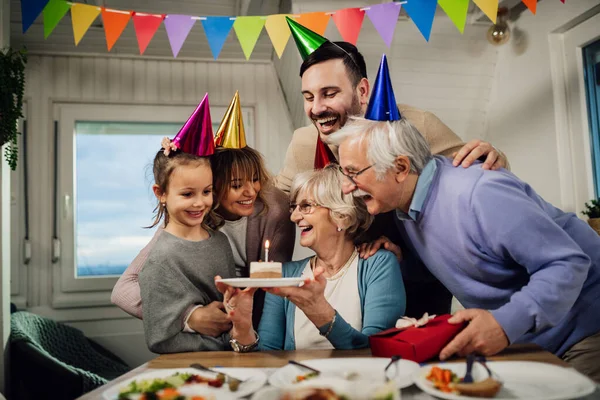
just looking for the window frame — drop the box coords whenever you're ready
[53,102,254,307]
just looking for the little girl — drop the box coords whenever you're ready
[139,148,236,353]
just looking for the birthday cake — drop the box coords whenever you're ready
[249,261,282,279]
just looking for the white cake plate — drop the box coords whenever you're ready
[216,277,304,288]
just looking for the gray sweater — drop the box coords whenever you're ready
[139,230,236,353]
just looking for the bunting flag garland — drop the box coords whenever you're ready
[522,0,537,14]
[201,17,235,60]
[403,0,437,41]
[233,17,265,60]
[102,8,133,52]
[438,0,469,33]
[365,3,402,48]
[332,8,365,46]
[71,3,101,45]
[164,14,196,58]
[296,12,331,36]
[132,13,164,55]
[473,0,498,23]
[43,0,71,39]
[265,14,292,58]
[21,0,50,33]
[22,0,568,57]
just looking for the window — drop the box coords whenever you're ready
[583,39,600,198]
[53,103,254,307]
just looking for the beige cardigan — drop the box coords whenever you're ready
[111,186,295,320]
[275,104,502,193]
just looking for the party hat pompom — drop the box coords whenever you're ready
[214,91,247,149]
[365,54,401,121]
[286,16,329,61]
[314,135,337,169]
[172,93,215,156]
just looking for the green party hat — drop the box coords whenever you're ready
[285,16,328,60]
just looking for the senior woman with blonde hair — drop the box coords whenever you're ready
[216,164,406,351]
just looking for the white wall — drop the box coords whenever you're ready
[13,54,293,366]
[277,0,498,143]
[486,0,600,208]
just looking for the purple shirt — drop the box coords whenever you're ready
[396,156,600,355]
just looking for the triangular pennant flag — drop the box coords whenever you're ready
[296,12,330,36]
[332,8,364,45]
[365,54,401,121]
[43,0,71,39]
[71,3,101,45]
[473,0,498,23]
[132,13,164,55]
[286,16,328,61]
[404,0,437,41]
[438,0,469,33]
[164,14,196,58]
[265,14,292,58]
[21,0,50,33]
[201,16,235,60]
[233,16,265,60]
[102,8,133,51]
[172,93,215,157]
[215,91,247,149]
[365,3,402,47]
[522,0,537,14]
[314,135,336,169]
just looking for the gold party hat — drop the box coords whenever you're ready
[214,91,247,148]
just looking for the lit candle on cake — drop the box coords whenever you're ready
[265,240,270,262]
[249,239,282,279]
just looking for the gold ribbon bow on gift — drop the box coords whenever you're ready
[395,312,437,330]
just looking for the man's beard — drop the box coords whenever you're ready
[315,94,362,144]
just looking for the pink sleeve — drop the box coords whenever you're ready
[111,227,163,319]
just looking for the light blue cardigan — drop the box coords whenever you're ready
[257,249,406,350]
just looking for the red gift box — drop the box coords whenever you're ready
[369,314,466,363]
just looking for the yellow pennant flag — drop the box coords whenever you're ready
[473,0,498,23]
[71,3,101,45]
[265,14,292,58]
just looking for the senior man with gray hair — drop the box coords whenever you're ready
[329,115,600,382]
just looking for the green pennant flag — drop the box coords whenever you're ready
[233,16,266,60]
[438,0,469,33]
[43,0,71,39]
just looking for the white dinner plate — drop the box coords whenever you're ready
[252,377,400,400]
[268,357,419,390]
[413,361,597,400]
[103,367,267,400]
[216,277,304,288]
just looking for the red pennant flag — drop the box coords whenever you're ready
[132,12,164,55]
[102,8,133,51]
[522,0,537,13]
[332,8,364,45]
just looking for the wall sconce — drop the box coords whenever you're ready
[487,7,511,46]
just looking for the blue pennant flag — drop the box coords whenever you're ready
[21,0,50,33]
[404,0,437,41]
[202,16,235,60]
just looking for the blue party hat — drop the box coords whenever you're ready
[365,54,401,121]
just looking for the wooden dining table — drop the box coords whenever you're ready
[78,344,599,400]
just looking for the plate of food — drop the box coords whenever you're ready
[217,260,304,287]
[103,367,267,400]
[268,357,419,390]
[413,361,596,400]
[251,377,399,400]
